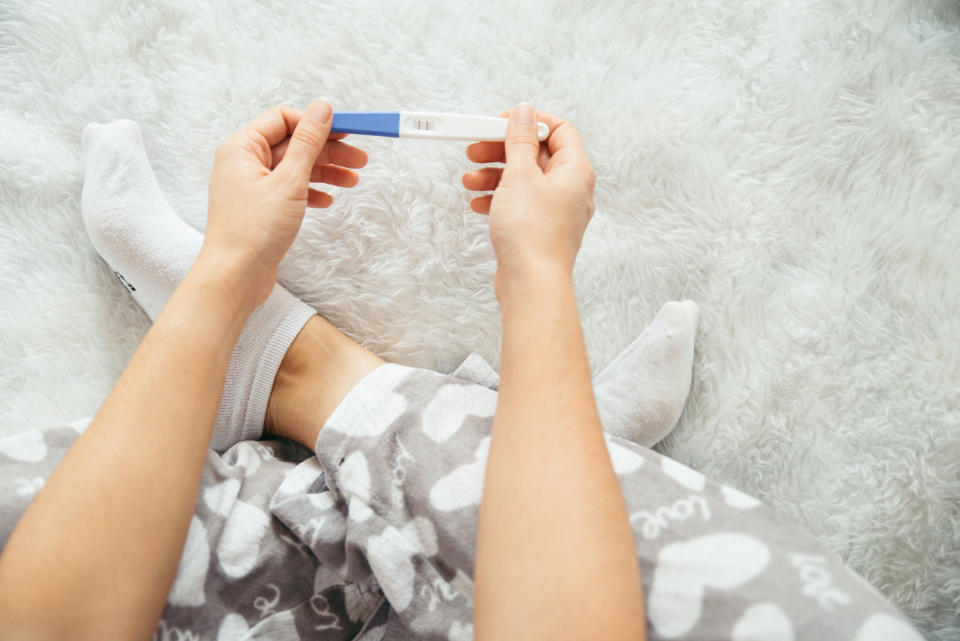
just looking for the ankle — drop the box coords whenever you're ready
[263,353,306,444]
[264,316,385,450]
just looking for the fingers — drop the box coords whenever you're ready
[535,111,589,168]
[258,106,347,144]
[503,103,541,168]
[271,138,368,170]
[239,105,301,147]
[276,98,334,182]
[546,121,588,160]
[307,188,334,208]
[462,167,503,192]
[466,141,505,164]
[502,108,587,164]
[304,166,356,208]
[469,195,493,214]
[466,107,575,169]
[310,164,359,188]
[324,140,367,167]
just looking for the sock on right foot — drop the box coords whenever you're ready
[81,120,317,451]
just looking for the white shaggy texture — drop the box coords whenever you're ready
[0,0,958,637]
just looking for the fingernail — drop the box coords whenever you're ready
[513,103,535,127]
[307,98,332,124]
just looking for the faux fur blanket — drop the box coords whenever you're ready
[0,1,957,637]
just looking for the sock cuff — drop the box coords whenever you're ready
[238,292,317,444]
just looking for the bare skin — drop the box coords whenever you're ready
[468,106,646,641]
[0,101,646,641]
[264,314,384,447]
[0,98,360,641]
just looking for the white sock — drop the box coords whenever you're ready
[80,120,316,451]
[449,301,698,447]
[594,300,699,447]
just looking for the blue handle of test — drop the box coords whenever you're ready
[330,111,400,137]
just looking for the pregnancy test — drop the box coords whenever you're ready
[330,111,550,142]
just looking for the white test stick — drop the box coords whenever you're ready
[399,112,550,141]
[330,111,550,142]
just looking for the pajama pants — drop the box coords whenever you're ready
[0,363,921,641]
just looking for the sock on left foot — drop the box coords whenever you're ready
[593,300,699,447]
[450,300,699,447]
[80,119,316,451]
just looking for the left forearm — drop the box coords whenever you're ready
[475,270,646,641]
[0,256,253,640]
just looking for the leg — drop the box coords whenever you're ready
[81,119,365,451]
[0,418,385,640]
[83,118,697,456]
[73,118,387,638]
[0,421,91,549]
[268,301,699,458]
[448,300,701,448]
[294,366,922,641]
[80,116,904,639]
[264,315,384,447]
[593,300,699,446]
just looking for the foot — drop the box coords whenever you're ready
[450,302,699,447]
[593,300,699,447]
[81,120,316,451]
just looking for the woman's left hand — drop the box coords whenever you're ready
[203,99,368,308]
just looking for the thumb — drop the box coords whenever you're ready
[504,103,540,169]
[277,98,333,182]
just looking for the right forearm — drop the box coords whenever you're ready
[0,262,250,640]
[474,265,646,641]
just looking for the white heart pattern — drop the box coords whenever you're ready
[853,613,924,641]
[203,478,241,517]
[217,613,250,641]
[0,429,46,462]
[216,499,271,578]
[661,457,706,491]
[340,451,372,502]
[340,451,374,522]
[449,621,473,641]
[606,438,645,475]
[648,533,771,638]
[731,602,794,641]
[365,517,439,611]
[168,516,210,607]
[422,384,497,442]
[429,437,490,511]
[722,484,762,510]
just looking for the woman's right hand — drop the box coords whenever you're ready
[462,104,596,300]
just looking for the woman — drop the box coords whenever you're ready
[0,100,919,640]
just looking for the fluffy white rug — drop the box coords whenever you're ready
[1,0,958,637]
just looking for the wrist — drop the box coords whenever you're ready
[495,258,573,311]
[189,248,270,317]
[152,256,261,358]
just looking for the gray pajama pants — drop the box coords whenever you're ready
[0,362,921,641]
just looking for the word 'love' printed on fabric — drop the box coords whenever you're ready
[791,554,852,610]
[630,494,712,539]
